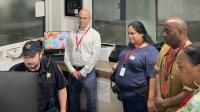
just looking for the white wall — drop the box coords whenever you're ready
[45,0,92,32]
[45,0,62,31]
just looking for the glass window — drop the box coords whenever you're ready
[93,0,156,45]
[157,0,200,42]
[126,0,156,43]
[0,0,44,46]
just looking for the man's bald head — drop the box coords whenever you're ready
[79,9,91,18]
[78,9,91,30]
[165,17,188,35]
[163,17,188,48]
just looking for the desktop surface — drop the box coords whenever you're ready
[0,71,38,112]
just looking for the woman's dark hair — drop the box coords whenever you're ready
[183,42,200,65]
[128,21,155,44]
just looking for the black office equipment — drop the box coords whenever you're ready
[65,0,82,16]
[109,44,126,62]
[44,49,65,61]
[0,71,38,112]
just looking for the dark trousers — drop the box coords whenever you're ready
[121,91,148,112]
[68,68,96,112]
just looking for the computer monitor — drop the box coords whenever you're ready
[0,71,38,112]
[43,31,70,50]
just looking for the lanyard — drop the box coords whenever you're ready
[76,26,90,49]
[163,47,183,81]
[178,91,193,109]
[123,46,134,65]
[123,43,144,65]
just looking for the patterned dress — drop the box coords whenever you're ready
[177,88,200,112]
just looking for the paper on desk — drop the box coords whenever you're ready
[97,80,110,103]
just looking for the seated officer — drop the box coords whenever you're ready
[9,40,68,112]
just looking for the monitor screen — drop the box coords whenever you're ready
[43,32,70,50]
[0,71,38,112]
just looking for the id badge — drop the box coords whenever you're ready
[129,55,136,60]
[119,67,126,77]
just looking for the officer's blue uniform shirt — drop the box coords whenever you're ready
[115,43,159,91]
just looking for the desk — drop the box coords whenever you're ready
[55,60,115,79]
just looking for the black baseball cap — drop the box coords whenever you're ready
[21,40,42,57]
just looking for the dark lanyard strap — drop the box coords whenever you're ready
[76,26,90,49]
